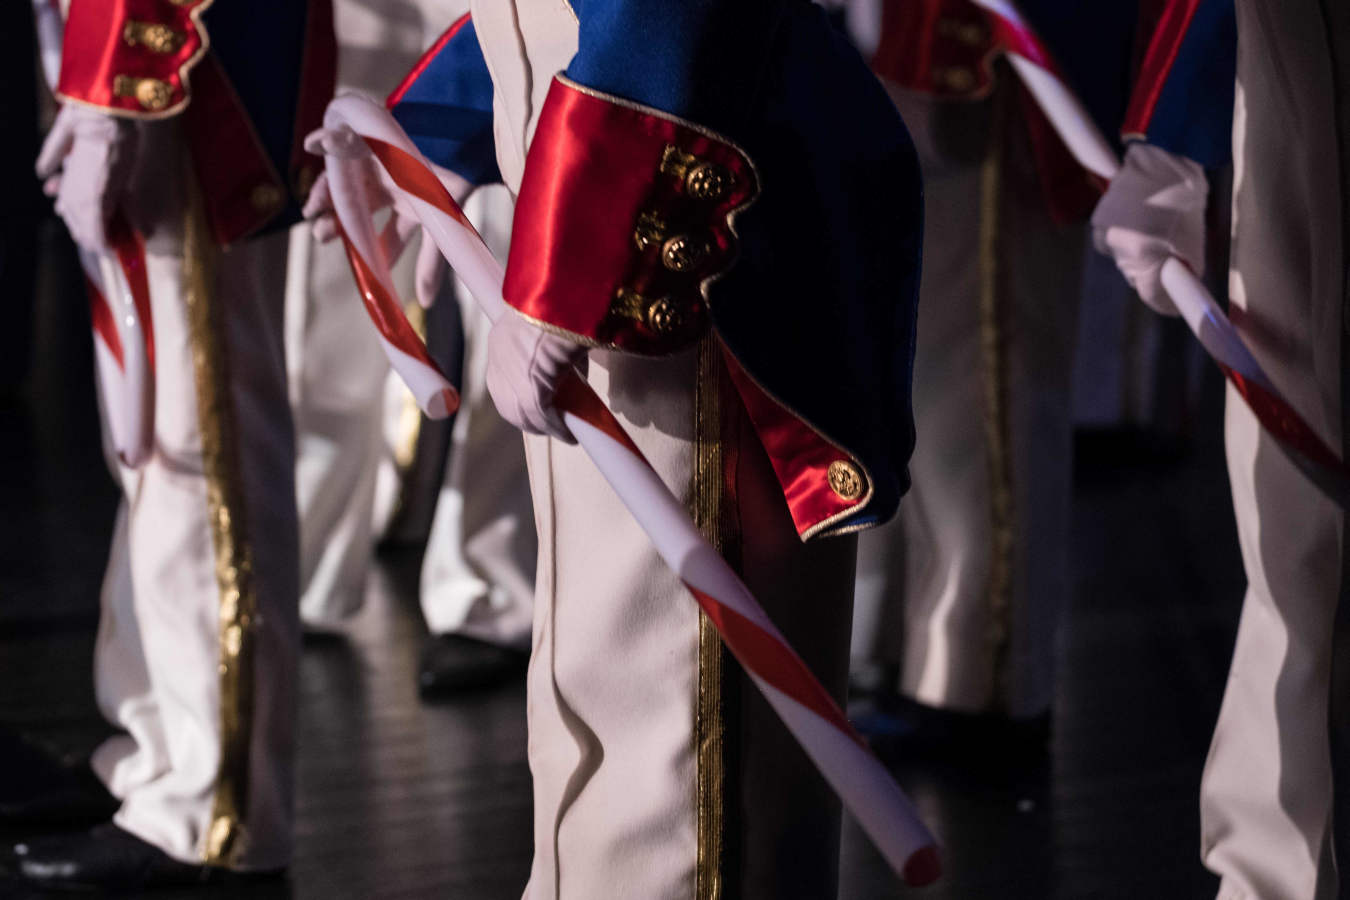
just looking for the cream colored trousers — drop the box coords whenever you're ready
[852,85,1082,717]
[1201,2,1348,897]
[93,126,299,871]
[288,0,533,641]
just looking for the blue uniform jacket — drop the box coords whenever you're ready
[390,1,923,542]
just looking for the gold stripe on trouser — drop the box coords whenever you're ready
[694,335,735,900]
[978,81,1015,711]
[182,180,259,866]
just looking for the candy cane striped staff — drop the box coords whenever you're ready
[971,0,1350,507]
[314,92,941,887]
[77,210,156,468]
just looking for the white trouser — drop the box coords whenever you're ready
[1201,3,1347,897]
[291,175,535,642]
[92,126,298,871]
[852,86,1082,717]
[522,346,856,900]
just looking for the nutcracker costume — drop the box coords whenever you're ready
[290,0,534,692]
[367,1,923,894]
[4,0,335,888]
[1093,1,1350,896]
[850,0,1143,721]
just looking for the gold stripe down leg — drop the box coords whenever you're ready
[978,80,1015,712]
[183,181,259,867]
[694,335,736,900]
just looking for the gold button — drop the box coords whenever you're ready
[113,75,172,111]
[250,183,284,213]
[827,460,864,501]
[122,21,186,54]
[646,298,687,336]
[661,235,708,273]
[936,18,988,47]
[686,163,732,201]
[936,67,977,93]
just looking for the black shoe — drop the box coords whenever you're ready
[417,634,527,698]
[0,730,117,827]
[2,824,281,891]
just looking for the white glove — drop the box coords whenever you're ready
[1091,142,1209,317]
[485,311,588,444]
[35,105,138,253]
[302,126,472,309]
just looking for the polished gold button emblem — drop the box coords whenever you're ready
[250,183,284,213]
[661,235,708,273]
[114,75,173,111]
[827,460,864,501]
[123,21,186,54]
[686,163,732,201]
[646,298,687,336]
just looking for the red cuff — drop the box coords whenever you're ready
[58,0,212,118]
[503,76,759,355]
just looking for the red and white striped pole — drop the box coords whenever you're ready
[315,92,942,887]
[972,0,1350,506]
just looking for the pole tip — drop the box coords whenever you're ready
[902,845,942,886]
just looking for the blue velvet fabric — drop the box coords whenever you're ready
[1132,0,1236,168]
[389,18,501,186]
[202,0,311,228]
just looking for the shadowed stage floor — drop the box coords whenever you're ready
[0,226,1243,898]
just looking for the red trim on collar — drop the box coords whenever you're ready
[1122,0,1204,138]
[386,12,471,110]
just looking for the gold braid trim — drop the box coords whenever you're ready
[978,82,1015,712]
[183,178,258,866]
[694,336,735,899]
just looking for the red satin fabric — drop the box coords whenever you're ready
[720,348,866,540]
[873,0,1001,98]
[503,77,757,354]
[58,0,209,117]
[872,0,1101,222]
[183,57,289,246]
[1122,0,1204,138]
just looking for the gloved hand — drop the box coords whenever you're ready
[302,126,472,309]
[1091,142,1209,317]
[35,105,138,253]
[485,311,588,444]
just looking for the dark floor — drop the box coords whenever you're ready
[0,228,1244,898]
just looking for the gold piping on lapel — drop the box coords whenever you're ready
[184,176,258,867]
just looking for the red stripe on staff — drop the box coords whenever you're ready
[85,277,124,368]
[337,222,458,417]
